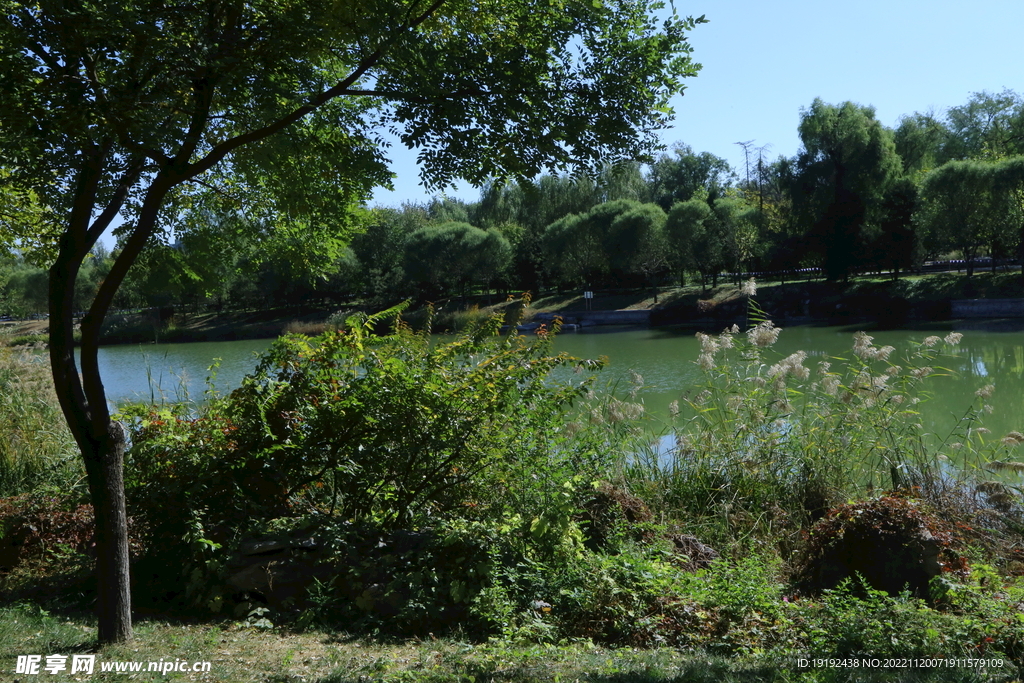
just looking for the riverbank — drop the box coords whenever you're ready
[0,308,336,348]
[6,316,1024,677]
[6,270,1024,348]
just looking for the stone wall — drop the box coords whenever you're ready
[533,310,651,326]
[951,299,1024,318]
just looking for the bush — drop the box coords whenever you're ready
[120,306,609,608]
[299,517,515,635]
[793,495,970,600]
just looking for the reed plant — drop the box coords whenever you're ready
[282,319,329,336]
[0,347,83,496]
[0,333,49,348]
[624,297,1024,551]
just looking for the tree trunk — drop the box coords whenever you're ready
[48,166,173,645]
[83,423,133,643]
[50,254,134,644]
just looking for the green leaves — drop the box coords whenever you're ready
[126,309,603,531]
[795,99,902,280]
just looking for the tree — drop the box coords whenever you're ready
[872,177,919,279]
[405,221,511,297]
[646,142,735,211]
[917,160,999,276]
[608,203,668,298]
[894,112,949,174]
[664,197,722,290]
[942,89,1024,162]
[597,161,649,204]
[350,208,417,302]
[0,0,704,643]
[794,99,901,280]
[993,156,1024,272]
[710,195,758,279]
[542,213,606,286]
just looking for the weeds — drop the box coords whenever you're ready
[10,292,1024,674]
[623,303,1024,552]
[0,347,82,497]
[282,320,328,336]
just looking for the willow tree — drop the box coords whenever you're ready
[795,99,901,280]
[0,0,705,643]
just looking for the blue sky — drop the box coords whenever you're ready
[370,0,1024,208]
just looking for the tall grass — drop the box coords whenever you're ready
[622,306,1023,551]
[283,319,329,336]
[0,347,83,496]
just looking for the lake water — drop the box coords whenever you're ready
[84,323,1024,442]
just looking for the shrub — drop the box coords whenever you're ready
[299,517,515,635]
[793,495,970,599]
[120,306,608,607]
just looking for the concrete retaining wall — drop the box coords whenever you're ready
[951,299,1024,318]
[534,310,651,326]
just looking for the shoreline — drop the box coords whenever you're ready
[7,271,1024,348]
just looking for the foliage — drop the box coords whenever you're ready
[793,495,971,599]
[794,576,1024,663]
[607,202,668,279]
[664,197,720,289]
[795,99,902,280]
[0,493,96,573]
[1,0,706,642]
[647,142,736,211]
[404,222,511,297]
[119,308,606,592]
[624,304,1024,551]
[894,112,950,175]
[299,517,511,635]
[542,212,604,285]
[0,348,81,497]
[923,156,1024,274]
[941,89,1024,162]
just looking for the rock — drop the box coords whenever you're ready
[223,530,328,608]
[667,533,719,571]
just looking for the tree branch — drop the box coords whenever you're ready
[85,158,147,247]
[80,171,179,431]
[49,144,110,446]
[182,0,448,181]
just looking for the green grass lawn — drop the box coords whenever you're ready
[3,604,1016,682]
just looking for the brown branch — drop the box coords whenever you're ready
[49,144,110,446]
[85,158,147,247]
[176,76,217,168]
[185,176,242,202]
[182,0,448,181]
[79,171,179,430]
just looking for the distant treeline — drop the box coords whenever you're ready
[4,90,1024,317]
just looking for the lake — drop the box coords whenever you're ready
[82,323,1024,442]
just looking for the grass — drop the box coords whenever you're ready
[0,347,82,496]
[2,604,1015,682]
[10,285,1024,680]
[283,320,330,336]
